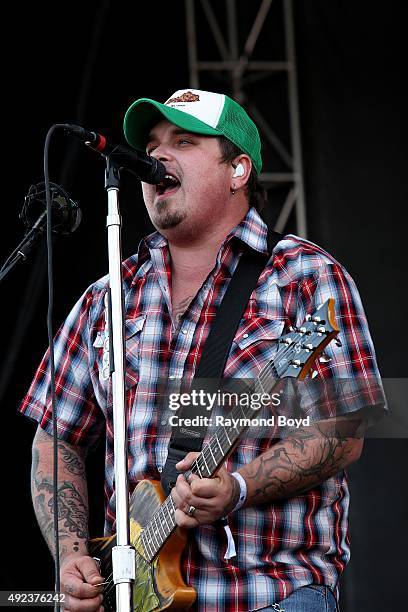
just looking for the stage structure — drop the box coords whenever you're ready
[185,0,307,237]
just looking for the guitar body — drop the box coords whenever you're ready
[90,479,196,611]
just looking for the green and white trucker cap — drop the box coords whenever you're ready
[123,89,262,174]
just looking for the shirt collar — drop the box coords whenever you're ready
[139,207,269,258]
[226,206,269,256]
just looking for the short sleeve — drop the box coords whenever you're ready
[18,286,105,446]
[294,260,386,426]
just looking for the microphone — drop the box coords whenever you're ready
[64,123,166,184]
[0,183,82,283]
[20,182,82,236]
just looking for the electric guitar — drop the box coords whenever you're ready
[89,299,339,611]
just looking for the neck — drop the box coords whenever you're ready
[167,201,249,279]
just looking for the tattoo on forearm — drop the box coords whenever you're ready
[31,433,89,558]
[57,443,86,476]
[243,421,361,504]
[33,474,88,545]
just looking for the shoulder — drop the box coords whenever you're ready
[69,253,141,326]
[273,233,343,267]
[269,234,350,281]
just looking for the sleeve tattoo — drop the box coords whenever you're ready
[31,429,89,559]
[240,418,363,505]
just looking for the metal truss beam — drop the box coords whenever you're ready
[185,0,307,237]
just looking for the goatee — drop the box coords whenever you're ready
[154,199,187,230]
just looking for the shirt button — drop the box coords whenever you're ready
[158,466,163,473]
[169,375,175,379]
[182,329,187,335]
[243,333,249,339]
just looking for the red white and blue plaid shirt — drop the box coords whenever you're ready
[20,207,384,610]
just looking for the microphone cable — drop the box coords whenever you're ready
[43,124,67,610]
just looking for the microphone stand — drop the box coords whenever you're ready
[0,217,46,284]
[104,156,135,612]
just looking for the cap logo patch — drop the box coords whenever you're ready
[167,91,200,105]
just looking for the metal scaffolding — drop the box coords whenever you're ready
[184,0,307,237]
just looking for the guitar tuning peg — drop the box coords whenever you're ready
[319,353,331,363]
[311,370,318,379]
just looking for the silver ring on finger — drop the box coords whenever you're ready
[187,505,196,516]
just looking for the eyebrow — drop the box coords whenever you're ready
[146,127,194,143]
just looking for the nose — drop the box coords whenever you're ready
[150,143,174,162]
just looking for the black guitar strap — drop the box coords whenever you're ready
[161,227,282,496]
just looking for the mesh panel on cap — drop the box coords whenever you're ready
[220,101,262,174]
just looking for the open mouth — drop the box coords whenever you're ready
[155,173,181,198]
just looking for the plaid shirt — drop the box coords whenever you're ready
[20,207,384,611]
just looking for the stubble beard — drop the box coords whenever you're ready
[153,198,187,230]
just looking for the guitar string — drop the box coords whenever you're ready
[101,324,327,599]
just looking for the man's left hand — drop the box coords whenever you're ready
[171,452,241,528]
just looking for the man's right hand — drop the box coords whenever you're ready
[60,555,104,612]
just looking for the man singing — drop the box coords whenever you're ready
[20,89,385,611]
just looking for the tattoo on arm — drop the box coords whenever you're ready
[241,419,363,505]
[31,430,89,560]
[57,443,86,476]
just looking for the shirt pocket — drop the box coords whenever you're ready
[234,316,285,349]
[226,315,285,377]
[91,315,146,398]
[124,315,146,389]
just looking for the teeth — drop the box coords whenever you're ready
[164,174,178,183]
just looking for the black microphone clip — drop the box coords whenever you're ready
[20,182,82,236]
[64,123,166,184]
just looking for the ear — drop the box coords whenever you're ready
[231,155,252,192]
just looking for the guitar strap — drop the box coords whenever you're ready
[161,226,282,496]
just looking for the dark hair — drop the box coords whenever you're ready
[217,136,267,212]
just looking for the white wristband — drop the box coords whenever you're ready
[230,471,247,512]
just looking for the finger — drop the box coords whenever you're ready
[77,556,104,585]
[171,473,191,506]
[175,451,200,470]
[172,475,213,509]
[190,476,222,498]
[63,574,103,600]
[174,508,199,529]
[63,592,103,611]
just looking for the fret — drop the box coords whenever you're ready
[223,425,232,446]
[151,517,161,550]
[161,504,172,532]
[199,452,211,477]
[145,525,157,560]
[215,434,224,456]
[155,512,166,542]
[165,497,176,528]
[194,459,203,478]
[208,439,219,468]
[141,528,154,560]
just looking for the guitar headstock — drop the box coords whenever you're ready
[274,298,340,380]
